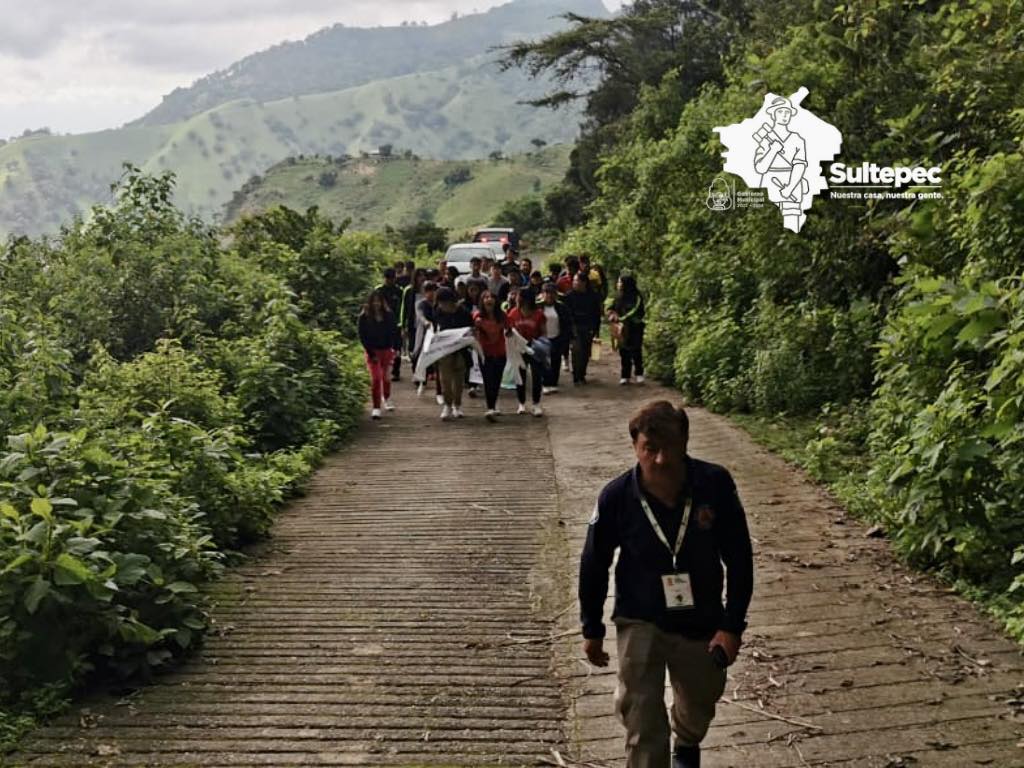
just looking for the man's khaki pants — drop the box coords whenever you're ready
[614,619,727,768]
[437,353,466,407]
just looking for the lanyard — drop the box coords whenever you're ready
[639,491,690,570]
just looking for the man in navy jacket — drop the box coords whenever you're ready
[579,400,754,768]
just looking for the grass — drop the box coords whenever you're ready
[0,54,580,239]
[225,145,572,235]
[725,403,1024,646]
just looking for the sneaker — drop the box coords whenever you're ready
[440,404,452,421]
[467,387,478,398]
[416,382,425,396]
[532,404,543,417]
[619,378,629,385]
[371,408,382,420]
[547,386,559,394]
[453,406,465,418]
[391,374,400,382]
[485,409,496,422]
[383,398,395,411]
[436,394,445,406]
[636,375,645,383]
[517,403,527,415]
[493,406,502,416]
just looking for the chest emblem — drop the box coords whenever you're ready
[695,504,715,530]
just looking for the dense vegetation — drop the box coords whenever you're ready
[223,145,570,238]
[519,0,1024,638]
[0,0,591,240]
[0,167,389,744]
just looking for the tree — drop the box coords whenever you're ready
[530,138,548,151]
[500,0,748,198]
[385,220,448,255]
[378,144,393,157]
[444,167,473,187]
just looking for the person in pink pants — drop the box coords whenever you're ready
[358,290,401,419]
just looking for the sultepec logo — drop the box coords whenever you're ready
[714,87,842,233]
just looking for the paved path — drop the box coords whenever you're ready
[9,354,1024,767]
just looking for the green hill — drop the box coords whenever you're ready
[0,0,601,239]
[0,55,580,238]
[134,0,609,127]
[224,145,571,235]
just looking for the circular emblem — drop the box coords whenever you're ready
[696,504,715,530]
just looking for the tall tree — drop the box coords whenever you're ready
[499,0,749,200]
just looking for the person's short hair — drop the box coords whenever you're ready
[423,281,438,292]
[628,401,689,448]
[502,243,511,253]
[404,260,415,271]
[518,287,536,306]
[531,270,543,279]
[470,256,482,265]
[542,281,557,294]
[384,267,396,279]
[436,286,457,303]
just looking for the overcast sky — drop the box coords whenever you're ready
[0,0,618,140]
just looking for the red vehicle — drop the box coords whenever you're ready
[472,227,520,250]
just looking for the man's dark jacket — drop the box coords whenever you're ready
[579,456,754,640]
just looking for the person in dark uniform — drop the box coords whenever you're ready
[376,268,405,382]
[579,400,754,768]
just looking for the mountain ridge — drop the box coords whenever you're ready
[0,0,597,238]
[132,0,610,127]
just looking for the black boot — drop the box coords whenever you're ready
[672,744,700,768]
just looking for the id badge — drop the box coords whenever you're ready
[662,572,693,610]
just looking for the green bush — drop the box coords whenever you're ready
[0,425,222,695]
[870,275,1024,590]
[0,168,377,718]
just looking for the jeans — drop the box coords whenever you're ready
[620,346,644,379]
[481,355,507,409]
[516,357,544,405]
[571,328,596,382]
[543,340,567,386]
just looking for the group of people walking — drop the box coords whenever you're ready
[357,249,647,421]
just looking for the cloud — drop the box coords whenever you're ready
[0,0,619,137]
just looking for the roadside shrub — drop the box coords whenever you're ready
[0,425,222,696]
[870,274,1024,594]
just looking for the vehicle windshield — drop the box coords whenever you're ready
[445,246,491,264]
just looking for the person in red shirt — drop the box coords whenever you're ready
[557,255,581,295]
[473,290,508,422]
[506,288,547,417]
